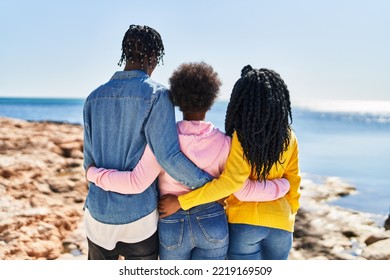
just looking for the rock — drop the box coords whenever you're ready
[47,178,76,193]
[58,142,83,158]
[342,230,359,238]
[25,239,62,260]
[361,239,390,260]
[365,234,389,246]
[0,169,16,179]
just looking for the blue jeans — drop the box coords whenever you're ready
[227,223,293,260]
[158,202,229,260]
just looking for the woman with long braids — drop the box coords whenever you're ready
[159,65,301,260]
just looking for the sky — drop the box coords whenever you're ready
[0,0,389,104]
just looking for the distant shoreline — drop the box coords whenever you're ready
[2,96,390,114]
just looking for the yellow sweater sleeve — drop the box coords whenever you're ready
[283,132,301,214]
[178,131,251,210]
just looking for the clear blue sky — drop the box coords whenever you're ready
[1,0,389,103]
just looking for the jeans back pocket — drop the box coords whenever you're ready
[158,217,184,250]
[196,210,228,243]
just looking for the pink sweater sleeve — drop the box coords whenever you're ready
[86,145,162,194]
[233,178,290,202]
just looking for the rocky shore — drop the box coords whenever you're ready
[0,117,389,260]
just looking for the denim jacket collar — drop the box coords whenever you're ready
[110,70,149,81]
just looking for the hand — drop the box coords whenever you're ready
[216,197,227,207]
[158,194,181,218]
[85,163,96,182]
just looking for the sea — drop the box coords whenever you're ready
[1,97,389,224]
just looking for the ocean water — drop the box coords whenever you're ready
[0,97,85,124]
[1,97,389,220]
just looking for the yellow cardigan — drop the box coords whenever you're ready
[178,130,301,232]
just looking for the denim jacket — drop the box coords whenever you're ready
[83,70,212,224]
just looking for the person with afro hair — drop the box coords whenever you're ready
[87,62,291,260]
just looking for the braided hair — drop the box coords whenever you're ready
[118,24,165,67]
[225,65,293,181]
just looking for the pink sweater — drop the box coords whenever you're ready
[87,121,290,200]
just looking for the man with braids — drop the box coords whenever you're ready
[159,65,301,260]
[84,62,291,260]
[82,25,213,260]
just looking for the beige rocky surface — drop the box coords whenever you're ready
[0,117,389,260]
[0,117,87,260]
[290,176,390,260]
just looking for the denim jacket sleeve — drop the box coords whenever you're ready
[83,101,94,171]
[144,88,213,189]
